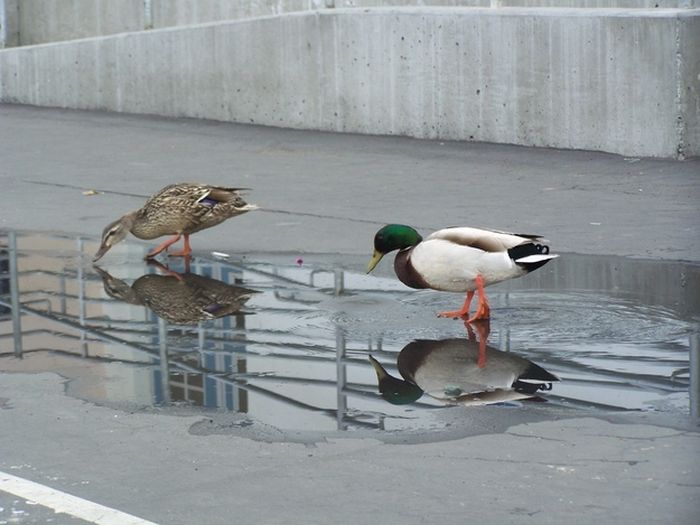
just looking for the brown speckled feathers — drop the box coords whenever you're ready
[130,183,255,239]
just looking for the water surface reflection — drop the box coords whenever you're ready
[94,261,258,324]
[0,230,697,437]
[369,326,558,407]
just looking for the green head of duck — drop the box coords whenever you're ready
[368,356,424,405]
[367,224,423,273]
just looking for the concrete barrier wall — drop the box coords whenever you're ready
[1,7,698,158]
[151,0,317,30]
[152,0,700,29]
[11,0,316,46]
[680,13,700,155]
[0,0,19,47]
[3,0,698,46]
[15,0,145,45]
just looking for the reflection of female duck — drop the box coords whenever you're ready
[94,263,258,324]
[369,337,558,406]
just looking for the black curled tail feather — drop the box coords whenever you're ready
[508,243,553,272]
[508,243,550,260]
[512,362,559,394]
[519,362,559,383]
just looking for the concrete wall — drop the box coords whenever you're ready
[152,0,700,30]
[151,0,318,30]
[0,0,19,47]
[1,7,698,158]
[15,0,145,45]
[11,0,318,46]
[2,0,698,46]
[680,13,700,156]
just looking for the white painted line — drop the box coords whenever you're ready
[0,471,158,525]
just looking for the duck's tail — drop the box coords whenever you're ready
[508,243,558,272]
[513,362,560,394]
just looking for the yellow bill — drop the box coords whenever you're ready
[366,250,384,273]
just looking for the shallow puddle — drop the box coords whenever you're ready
[1,230,698,439]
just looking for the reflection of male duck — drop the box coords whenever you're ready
[94,261,258,324]
[369,336,559,406]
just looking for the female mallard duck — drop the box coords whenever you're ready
[366,224,558,321]
[369,337,559,406]
[93,183,257,261]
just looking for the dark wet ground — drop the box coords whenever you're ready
[1,230,698,441]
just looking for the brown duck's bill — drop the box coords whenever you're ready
[93,243,111,262]
[91,265,110,277]
[366,250,384,273]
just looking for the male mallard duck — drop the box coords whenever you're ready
[94,262,258,324]
[366,224,558,321]
[93,183,257,261]
[369,337,559,406]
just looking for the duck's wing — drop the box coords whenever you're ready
[146,184,249,207]
[145,184,257,226]
[426,226,544,252]
[197,186,251,207]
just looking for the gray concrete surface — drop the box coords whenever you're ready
[2,8,698,158]
[1,104,698,261]
[1,372,698,525]
[0,105,699,524]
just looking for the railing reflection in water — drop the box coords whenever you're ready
[0,231,434,432]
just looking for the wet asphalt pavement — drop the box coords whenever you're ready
[1,104,698,261]
[0,105,699,524]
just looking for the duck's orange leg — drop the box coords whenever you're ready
[437,290,475,319]
[146,234,181,259]
[465,321,476,341]
[468,319,491,368]
[467,275,490,323]
[463,319,490,367]
[146,259,184,281]
[168,234,192,258]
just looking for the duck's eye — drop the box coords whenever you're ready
[104,227,120,241]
